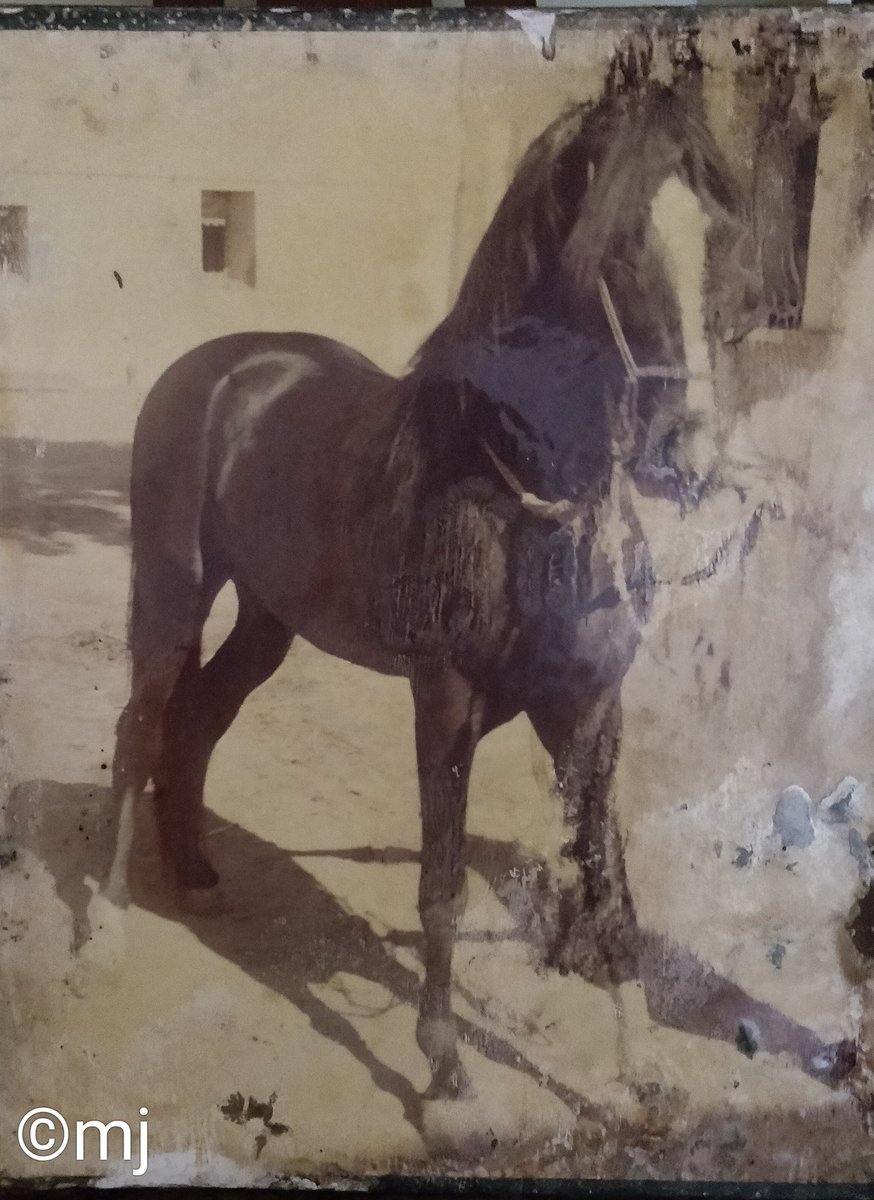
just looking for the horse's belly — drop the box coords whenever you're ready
[297,609,411,678]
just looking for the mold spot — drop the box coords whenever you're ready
[820,776,857,824]
[220,1092,289,1137]
[848,827,873,881]
[735,1020,759,1059]
[767,943,785,969]
[848,884,874,958]
[773,786,814,849]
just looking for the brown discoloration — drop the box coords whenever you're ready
[735,25,833,330]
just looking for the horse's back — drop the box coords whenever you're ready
[133,331,380,457]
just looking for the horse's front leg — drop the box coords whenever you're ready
[528,685,639,982]
[412,661,483,1099]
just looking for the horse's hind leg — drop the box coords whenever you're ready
[153,583,293,899]
[108,657,185,904]
[412,662,484,1099]
[108,578,210,903]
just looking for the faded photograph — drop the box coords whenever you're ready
[2,13,874,1184]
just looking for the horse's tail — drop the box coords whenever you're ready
[126,343,227,671]
[108,342,223,849]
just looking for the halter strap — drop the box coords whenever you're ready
[597,275,694,386]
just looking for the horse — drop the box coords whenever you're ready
[109,62,750,1098]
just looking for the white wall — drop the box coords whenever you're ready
[0,23,869,441]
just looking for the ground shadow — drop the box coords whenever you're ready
[0,438,130,555]
[5,779,608,1152]
[289,834,857,1090]
[7,778,870,1176]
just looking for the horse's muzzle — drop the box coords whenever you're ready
[632,458,703,511]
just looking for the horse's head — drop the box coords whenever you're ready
[559,82,750,508]
[415,58,754,513]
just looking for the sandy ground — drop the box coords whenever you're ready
[1,425,873,1186]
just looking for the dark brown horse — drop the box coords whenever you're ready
[110,66,749,1097]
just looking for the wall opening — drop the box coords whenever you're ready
[792,131,821,326]
[0,206,28,278]
[201,190,255,286]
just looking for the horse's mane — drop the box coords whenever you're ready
[414,80,740,372]
[385,67,743,525]
[414,100,602,368]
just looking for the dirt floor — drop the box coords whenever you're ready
[1,432,873,1186]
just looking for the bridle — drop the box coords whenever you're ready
[475,277,783,603]
[479,274,704,524]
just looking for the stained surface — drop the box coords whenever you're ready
[1,16,874,1186]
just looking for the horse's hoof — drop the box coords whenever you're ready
[179,883,226,916]
[101,878,131,909]
[425,1059,475,1101]
[811,1038,857,1086]
[176,855,220,890]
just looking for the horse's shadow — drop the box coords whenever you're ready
[295,836,856,1090]
[0,439,131,556]
[6,777,856,1149]
[8,779,608,1145]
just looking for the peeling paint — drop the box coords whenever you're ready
[507,9,556,60]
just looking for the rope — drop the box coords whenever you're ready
[478,437,579,524]
[478,434,785,587]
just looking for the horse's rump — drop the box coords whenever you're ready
[126,333,390,656]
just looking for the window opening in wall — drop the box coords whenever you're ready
[0,206,28,278]
[201,190,256,286]
[792,131,820,324]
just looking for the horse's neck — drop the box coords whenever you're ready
[381,374,466,511]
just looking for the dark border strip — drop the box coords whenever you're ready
[3,1181,874,1198]
[370,1178,874,1198]
[0,12,870,1200]
[0,5,868,32]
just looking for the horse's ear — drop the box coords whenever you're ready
[605,31,654,102]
